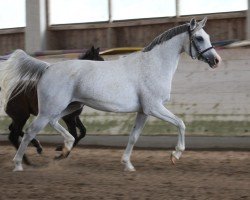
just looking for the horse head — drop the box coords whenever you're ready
[184,17,221,68]
[78,46,104,61]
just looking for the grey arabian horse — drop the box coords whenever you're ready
[0,18,221,172]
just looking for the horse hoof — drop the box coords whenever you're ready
[54,154,64,160]
[124,167,136,172]
[54,153,69,160]
[13,168,23,172]
[55,145,63,151]
[54,147,70,160]
[170,154,177,165]
[13,164,23,172]
[62,146,70,157]
[122,160,136,172]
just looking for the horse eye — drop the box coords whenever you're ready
[196,36,204,42]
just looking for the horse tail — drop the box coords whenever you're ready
[0,49,49,108]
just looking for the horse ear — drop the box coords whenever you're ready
[189,18,196,31]
[198,17,207,28]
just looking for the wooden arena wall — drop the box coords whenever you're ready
[0,12,246,54]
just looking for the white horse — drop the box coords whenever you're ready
[0,18,221,172]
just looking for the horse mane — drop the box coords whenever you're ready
[0,49,49,107]
[143,23,190,52]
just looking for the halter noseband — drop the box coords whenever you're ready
[188,26,214,61]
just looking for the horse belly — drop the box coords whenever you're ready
[84,98,140,113]
[74,83,140,113]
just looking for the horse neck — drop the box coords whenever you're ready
[144,32,187,76]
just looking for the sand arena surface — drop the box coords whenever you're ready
[0,145,249,200]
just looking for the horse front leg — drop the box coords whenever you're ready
[150,104,186,165]
[121,112,148,171]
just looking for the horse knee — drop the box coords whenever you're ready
[178,119,186,131]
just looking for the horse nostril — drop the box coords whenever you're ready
[214,58,219,64]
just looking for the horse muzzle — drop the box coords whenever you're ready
[201,52,221,69]
[209,54,222,69]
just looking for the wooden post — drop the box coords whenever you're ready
[247,0,250,39]
[25,0,47,54]
[107,0,116,48]
[175,0,180,26]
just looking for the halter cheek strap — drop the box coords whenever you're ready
[188,28,195,59]
[188,27,214,61]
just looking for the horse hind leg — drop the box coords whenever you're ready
[57,114,86,151]
[56,110,80,151]
[18,130,43,155]
[8,115,42,165]
[13,115,49,171]
[54,116,77,151]
[74,115,86,145]
[8,123,32,165]
[50,119,75,159]
[63,107,86,148]
[8,112,43,156]
[51,103,83,159]
[30,138,43,154]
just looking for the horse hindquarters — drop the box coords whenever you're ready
[36,82,82,157]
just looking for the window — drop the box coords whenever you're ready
[0,0,248,29]
[179,0,247,15]
[49,0,109,25]
[112,0,176,20]
[0,0,25,29]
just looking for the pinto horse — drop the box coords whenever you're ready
[0,18,221,172]
[1,46,103,165]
